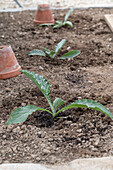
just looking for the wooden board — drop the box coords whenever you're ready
[104,14,113,32]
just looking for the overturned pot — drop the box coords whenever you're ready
[0,45,21,79]
[34,4,55,24]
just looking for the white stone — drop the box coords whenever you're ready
[0,164,51,170]
[0,157,113,170]
[52,157,113,170]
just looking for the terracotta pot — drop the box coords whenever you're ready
[34,4,55,24]
[0,45,21,79]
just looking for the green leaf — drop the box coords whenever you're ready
[53,21,63,29]
[46,51,56,58]
[28,50,46,56]
[20,70,50,98]
[6,105,52,126]
[64,8,74,22]
[41,47,56,58]
[55,39,66,54]
[58,50,80,59]
[55,21,63,24]
[49,51,56,58]
[41,47,50,54]
[53,97,66,114]
[56,99,113,120]
[40,23,54,26]
[64,21,73,28]
[53,24,62,29]
[20,70,53,109]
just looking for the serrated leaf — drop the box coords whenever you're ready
[53,97,66,114]
[58,50,80,59]
[20,70,50,97]
[64,8,74,22]
[64,21,73,28]
[6,105,52,126]
[20,70,52,106]
[28,49,46,56]
[56,99,113,120]
[55,39,66,54]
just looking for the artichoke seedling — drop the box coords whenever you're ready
[28,39,80,60]
[40,8,74,28]
[6,70,113,126]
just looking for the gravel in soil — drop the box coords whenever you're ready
[0,8,113,164]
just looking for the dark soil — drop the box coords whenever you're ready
[0,8,113,165]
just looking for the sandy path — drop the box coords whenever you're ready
[0,0,113,10]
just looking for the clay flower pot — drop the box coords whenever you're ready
[0,45,21,79]
[34,4,55,24]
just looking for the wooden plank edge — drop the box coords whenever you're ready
[104,14,113,32]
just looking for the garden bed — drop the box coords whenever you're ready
[0,8,113,164]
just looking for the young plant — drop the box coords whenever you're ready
[54,8,74,28]
[6,70,113,126]
[28,39,80,59]
[40,8,74,28]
